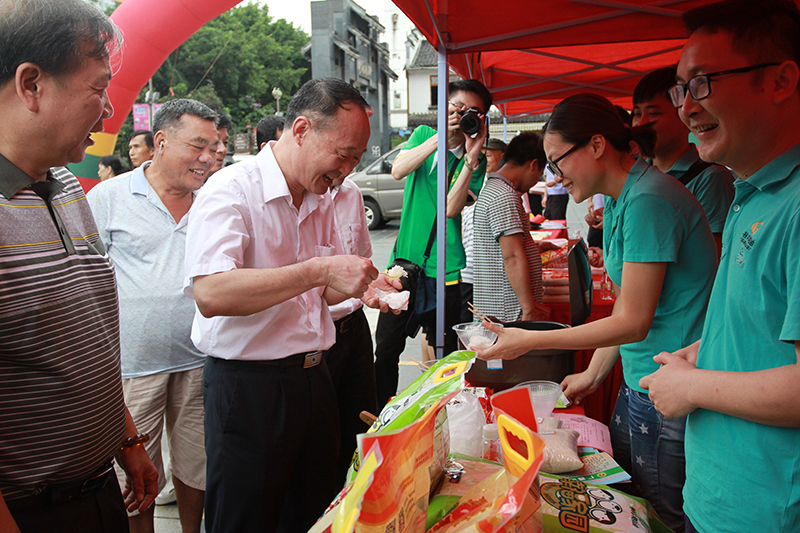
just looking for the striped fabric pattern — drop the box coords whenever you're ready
[0,166,126,500]
[473,175,543,323]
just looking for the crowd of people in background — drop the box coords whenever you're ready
[1,0,799,533]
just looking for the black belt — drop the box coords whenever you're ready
[5,462,114,511]
[334,312,356,334]
[214,351,324,369]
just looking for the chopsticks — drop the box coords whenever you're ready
[467,301,494,325]
[404,353,432,370]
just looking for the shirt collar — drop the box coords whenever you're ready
[667,144,701,174]
[129,161,151,195]
[0,152,44,199]
[615,156,651,205]
[258,141,324,212]
[487,171,516,190]
[431,142,466,169]
[743,141,800,191]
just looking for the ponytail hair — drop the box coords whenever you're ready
[543,93,656,159]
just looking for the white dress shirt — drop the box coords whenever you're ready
[328,177,372,321]
[184,142,341,360]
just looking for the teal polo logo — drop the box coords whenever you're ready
[736,221,763,267]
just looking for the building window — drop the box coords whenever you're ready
[430,85,438,107]
[394,91,401,109]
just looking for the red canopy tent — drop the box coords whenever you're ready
[387,0,719,418]
[392,0,719,115]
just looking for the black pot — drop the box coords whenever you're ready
[465,321,575,391]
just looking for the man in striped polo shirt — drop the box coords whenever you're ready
[0,1,158,531]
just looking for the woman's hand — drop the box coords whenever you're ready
[475,321,533,361]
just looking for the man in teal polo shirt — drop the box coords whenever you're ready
[631,66,735,257]
[373,79,491,407]
[640,1,800,531]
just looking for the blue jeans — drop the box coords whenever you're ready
[610,381,687,532]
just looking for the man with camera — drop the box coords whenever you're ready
[373,79,492,408]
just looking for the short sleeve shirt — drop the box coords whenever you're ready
[0,160,125,499]
[603,157,717,391]
[473,174,542,322]
[684,143,800,533]
[666,144,735,233]
[390,125,485,282]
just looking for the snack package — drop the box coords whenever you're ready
[310,394,457,533]
[539,430,583,474]
[427,414,546,533]
[427,453,504,530]
[538,474,671,533]
[346,351,475,483]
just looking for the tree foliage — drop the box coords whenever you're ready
[113,2,310,158]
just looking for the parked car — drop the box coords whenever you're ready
[349,142,406,230]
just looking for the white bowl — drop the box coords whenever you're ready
[514,380,561,419]
[452,322,498,351]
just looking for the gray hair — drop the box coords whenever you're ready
[0,0,121,87]
[153,99,218,134]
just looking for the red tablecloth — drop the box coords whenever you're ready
[546,287,623,426]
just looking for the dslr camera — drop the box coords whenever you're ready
[457,107,483,136]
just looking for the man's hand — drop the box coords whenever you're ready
[361,274,404,314]
[639,351,699,418]
[588,247,604,268]
[325,255,379,299]
[116,446,159,513]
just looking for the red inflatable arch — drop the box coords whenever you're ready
[70,0,242,190]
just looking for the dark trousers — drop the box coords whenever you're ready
[9,474,128,533]
[325,308,378,488]
[587,225,603,248]
[460,282,474,324]
[374,282,462,409]
[544,193,569,220]
[203,355,339,533]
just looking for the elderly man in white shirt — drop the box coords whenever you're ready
[184,78,399,533]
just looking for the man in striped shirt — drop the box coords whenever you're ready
[0,1,158,531]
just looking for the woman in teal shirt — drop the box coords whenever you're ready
[479,93,717,532]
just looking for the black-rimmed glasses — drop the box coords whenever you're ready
[546,142,585,177]
[668,62,781,107]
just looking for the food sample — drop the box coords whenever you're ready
[385,265,408,279]
[467,335,494,350]
[373,288,410,310]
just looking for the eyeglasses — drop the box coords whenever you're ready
[668,62,781,107]
[449,100,486,115]
[546,142,585,177]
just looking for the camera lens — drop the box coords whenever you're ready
[459,113,482,136]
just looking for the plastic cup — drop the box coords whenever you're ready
[514,380,561,419]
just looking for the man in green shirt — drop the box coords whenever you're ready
[640,1,800,531]
[374,79,491,407]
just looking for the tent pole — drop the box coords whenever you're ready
[435,47,448,360]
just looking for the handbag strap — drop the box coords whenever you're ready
[422,155,463,266]
[678,159,712,186]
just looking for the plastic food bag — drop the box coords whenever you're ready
[427,453,504,530]
[446,390,486,458]
[310,393,457,533]
[539,430,583,474]
[539,474,671,533]
[427,413,546,533]
[346,351,475,483]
